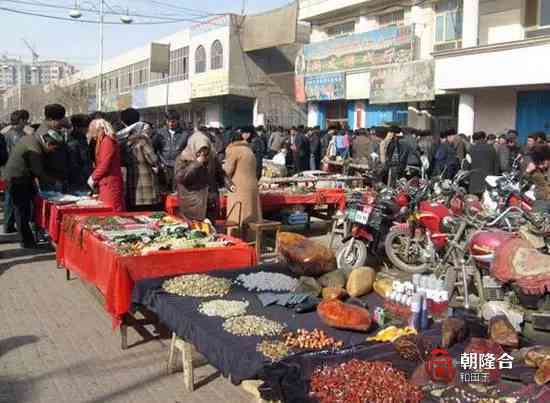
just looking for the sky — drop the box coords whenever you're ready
[0,0,290,69]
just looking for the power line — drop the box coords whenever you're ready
[0,5,226,25]
[1,0,211,22]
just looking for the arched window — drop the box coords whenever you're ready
[195,45,206,74]
[210,40,223,70]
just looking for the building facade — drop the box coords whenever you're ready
[64,12,307,128]
[298,0,448,131]
[0,57,76,90]
[434,0,550,142]
[298,0,550,140]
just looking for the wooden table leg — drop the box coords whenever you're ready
[255,229,262,261]
[120,315,129,350]
[65,268,71,281]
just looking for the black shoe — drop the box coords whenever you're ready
[3,228,16,234]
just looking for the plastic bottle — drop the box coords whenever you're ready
[409,293,422,330]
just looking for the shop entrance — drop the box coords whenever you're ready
[517,91,550,143]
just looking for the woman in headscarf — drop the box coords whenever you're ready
[87,119,125,211]
[224,131,262,239]
[174,130,223,221]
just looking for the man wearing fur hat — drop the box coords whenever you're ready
[34,103,70,191]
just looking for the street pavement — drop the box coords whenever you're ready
[0,238,254,403]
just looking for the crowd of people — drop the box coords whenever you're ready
[1,104,549,248]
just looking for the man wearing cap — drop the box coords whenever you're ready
[3,126,63,248]
[499,130,522,173]
[34,104,70,191]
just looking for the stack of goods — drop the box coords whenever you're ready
[309,359,423,403]
[198,300,249,318]
[282,329,343,350]
[223,315,285,337]
[69,213,230,255]
[236,272,298,293]
[40,191,100,206]
[256,340,290,361]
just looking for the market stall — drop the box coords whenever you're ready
[165,188,346,221]
[132,264,545,402]
[56,212,257,340]
[34,192,112,243]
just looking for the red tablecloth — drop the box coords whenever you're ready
[56,212,257,327]
[165,188,346,217]
[33,196,112,242]
[48,203,112,243]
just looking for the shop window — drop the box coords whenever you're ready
[211,40,223,70]
[377,9,405,27]
[195,45,206,74]
[435,0,462,43]
[325,21,355,37]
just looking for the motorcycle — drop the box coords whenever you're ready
[336,186,405,273]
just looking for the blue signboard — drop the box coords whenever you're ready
[305,73,346,101]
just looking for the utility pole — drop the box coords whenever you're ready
[97,0,104,111]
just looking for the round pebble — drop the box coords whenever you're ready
[198,300,249,318]
[163,274,231,298]
[223,315,285,337]
[235,272,298,292]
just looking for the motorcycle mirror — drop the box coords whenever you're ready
[485,176,499,187]
[465,154,472,165]
[370,152,379,161]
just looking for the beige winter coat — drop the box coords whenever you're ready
[223,141,262,229]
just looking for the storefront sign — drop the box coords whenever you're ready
[303,25,413,75]
[132,88,147,109]
[305,73,346,101]
[191,70,230,99]
[346,72,370,100]
[369,60,435,104]
[190,14,230,37]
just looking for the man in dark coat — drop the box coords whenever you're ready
[399,127,421,176]
[3,109,29,233]
[152,110,190,192]
[3,130,63,248]
[308,128,322,170]
[34,104,69,191]
[66,114,92,191]
[290,127,309,173]
[350,129,371,164]
[499,130,522,173]
[432,130,458,179]
[467,131,499,196]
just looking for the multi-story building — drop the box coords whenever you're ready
[298,0,550,139]
[434,0,550,141]
[67,8,307,128]
[0,56,76,90]
[298,0,449,131]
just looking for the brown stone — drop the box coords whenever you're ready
[317,299,371,332]
[322,287,346,300]
[319,270,347,288]
[277,232,336,277]
[346,267,376,297]
[441,317,467,348]
[489,315,519,348]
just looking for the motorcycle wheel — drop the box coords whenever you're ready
[337,239,368,274]
[384,227,429,274]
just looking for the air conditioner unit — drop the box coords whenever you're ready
[434,40,462,52]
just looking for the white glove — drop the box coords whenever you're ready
[87,176,96,190]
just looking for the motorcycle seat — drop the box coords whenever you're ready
[492,238,550,295]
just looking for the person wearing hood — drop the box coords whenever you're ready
[241,126,264,179]
[34,104,70,191]
[224,131,262,239]
[175,130,224,221]
[87,119,125,211]
[152,110,190,192]
[3,128,63,248]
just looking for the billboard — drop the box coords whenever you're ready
[191,70,230,99]
[240,2,298,52]
[150,43,170,74]
[305,73,346,101]
[369,60,435,104]
[303,25,413,75]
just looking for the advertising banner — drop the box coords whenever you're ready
[305,73,345,101]
[191,70,230,99]
[369,60,435,104]
[303,25,413,75]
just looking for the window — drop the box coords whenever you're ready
[541,0,550,26]
[435,0,462,43]
[211,40,223,70]
[169,46,189,81]
[128,71,132,87]
[195,45,206,73]
[325,21,355,37]
[377,9,405,27]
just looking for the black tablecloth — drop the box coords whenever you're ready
[132,264,381,384]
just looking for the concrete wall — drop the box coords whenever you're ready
[473,87,517,133]
[479,0,524,45]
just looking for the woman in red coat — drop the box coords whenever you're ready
[87,119,125,211]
